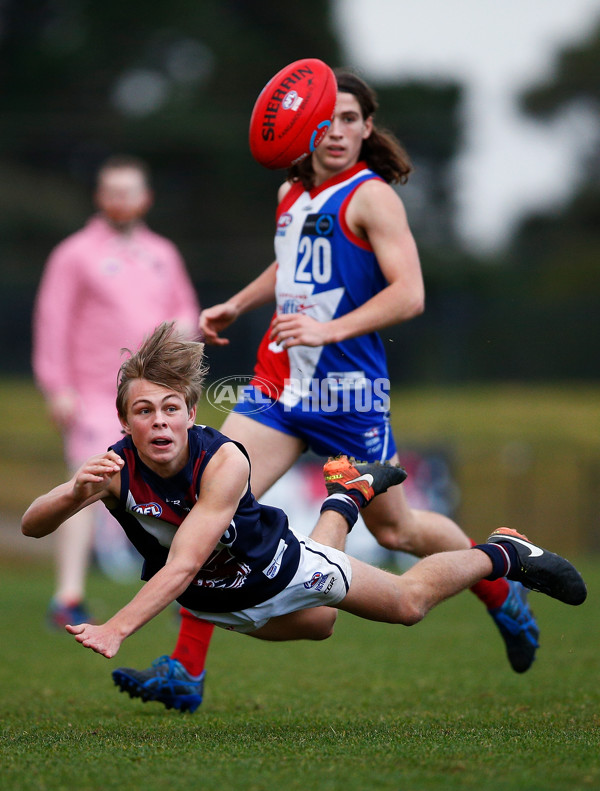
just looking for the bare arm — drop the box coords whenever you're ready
[199,262,277,346]
[65,442,250,658]
[270,179,425,348]
[21,451,124,538]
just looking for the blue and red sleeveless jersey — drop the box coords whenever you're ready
[106,425,301,612]
[252,162,390,410]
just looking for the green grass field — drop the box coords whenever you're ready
[1,378,599,790]
[0,553,598,791]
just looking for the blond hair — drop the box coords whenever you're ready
[116,322,207,418]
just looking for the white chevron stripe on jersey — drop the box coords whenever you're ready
[280,286,345,407]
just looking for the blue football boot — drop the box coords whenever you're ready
[112,655,205,713]
[489,580,539,673]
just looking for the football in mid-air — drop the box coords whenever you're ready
[249,58,337,170]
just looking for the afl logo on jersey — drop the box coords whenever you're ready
[276,212,293,237]
[132,502,163,517]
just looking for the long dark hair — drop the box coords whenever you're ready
[288,69,413,190]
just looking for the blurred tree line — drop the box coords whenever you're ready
[0,0,598,383]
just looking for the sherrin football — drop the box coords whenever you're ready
[249,58,336,170]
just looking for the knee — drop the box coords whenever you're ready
[374,527,405,552]
[370,524,417,554]
[310,609,337,640]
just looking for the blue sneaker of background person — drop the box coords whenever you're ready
[112,655,205,713]
[489,580,539,673]
[46,598,92,630]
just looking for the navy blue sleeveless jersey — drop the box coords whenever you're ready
[106,425,301,612]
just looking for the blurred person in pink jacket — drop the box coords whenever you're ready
[33,155,200,628]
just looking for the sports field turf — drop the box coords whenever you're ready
[0,552,598,791]
[1,379,599,789]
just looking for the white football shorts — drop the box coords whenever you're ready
[185,529,352,633]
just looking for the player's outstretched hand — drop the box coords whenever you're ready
[199,302,239,346]
[71,451,124,501]
[65,622,123,659]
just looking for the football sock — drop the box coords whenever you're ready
[473,540,520,581]
[320,494,360,531]
[171,609,215,677]
[468,539,510,608]
[342,489,370,510]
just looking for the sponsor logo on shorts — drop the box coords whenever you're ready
[363,426,383,449]
[323,576,336,594]
[363,427,380,439]
[303,572,334,592]
[132,502,162,517]
[304,571,325,589]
